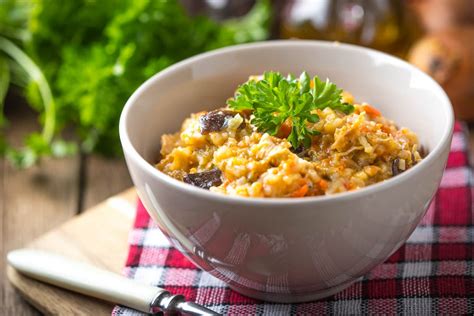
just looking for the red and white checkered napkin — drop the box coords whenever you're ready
[112,122,473,315]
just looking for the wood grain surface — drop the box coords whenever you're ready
[6,189,136,316]
[1,98,132,315]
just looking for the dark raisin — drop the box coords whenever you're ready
[199,110,242,134]
[418,145,427,158]
[291,145,309,157]
[392,158,401,176]
[183,168,223,190]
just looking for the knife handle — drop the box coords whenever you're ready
[7,249,166,313]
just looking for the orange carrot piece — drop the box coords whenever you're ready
[291,184,309,197]
[276,121,292,138]
[319,179,328,191]
[360,125,370,133]
[363,104,381,118]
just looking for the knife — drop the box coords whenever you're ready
[7,249,221,315]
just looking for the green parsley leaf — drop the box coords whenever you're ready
[228,71,354,149]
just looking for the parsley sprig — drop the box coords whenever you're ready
[228,71,354,149]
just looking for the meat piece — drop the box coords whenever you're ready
[290,144,309,157]
[183,169,223,190]
[392,158,402,176]
[199,110,241,134]
[418,145,427,158]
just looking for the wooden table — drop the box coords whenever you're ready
[1,99,474,315]
[1,99,132,315]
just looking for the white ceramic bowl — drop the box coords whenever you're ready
[120,41,453,302]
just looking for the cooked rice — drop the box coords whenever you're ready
[156,92,422,198]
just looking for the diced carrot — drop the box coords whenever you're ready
[360,125,370,133]
[344,181,353,190]
[381,125,392,134]
[240,109,253,119]
[363,104,381,118]
[310,79,314,89]
[276,120,292,138]
[319,179,328,191]
[291,184,309,197]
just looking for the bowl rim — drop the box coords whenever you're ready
[119,40,454,206]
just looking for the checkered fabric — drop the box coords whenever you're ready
[112,122,473,315]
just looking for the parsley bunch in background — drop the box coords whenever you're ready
[0,0,270,167]
[228,71,354,149]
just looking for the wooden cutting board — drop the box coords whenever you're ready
[6,188,137,315]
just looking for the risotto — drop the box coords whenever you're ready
[156,72,423,198]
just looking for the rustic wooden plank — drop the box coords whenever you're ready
[6,188,136,316]
[81,155,132,211]
[1,100,80,316]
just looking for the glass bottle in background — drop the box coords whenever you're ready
[180,0,256,20]
[280,0,422,57]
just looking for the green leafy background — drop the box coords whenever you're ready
[0,0,270,167]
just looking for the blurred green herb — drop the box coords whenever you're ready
[0,0,271,167]
[228,71,354,149]
[0,0,71,166]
